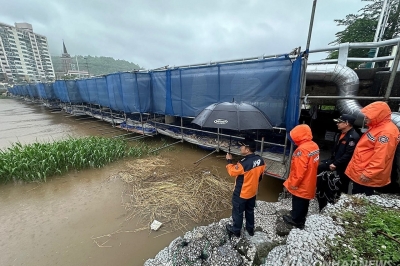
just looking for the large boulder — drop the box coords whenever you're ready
[236,231,278,266]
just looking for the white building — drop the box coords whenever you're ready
[0,22,55,83]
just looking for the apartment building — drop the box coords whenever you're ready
[0,22,55,83]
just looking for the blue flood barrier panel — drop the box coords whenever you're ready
[165,57,294,127]
[45,83,56,100]
[106,73,126,112]
[65,80,83,103]
[119,72,152,113]
[54,80,70,103]
[30,84,39,98]
[118,73,137,113]
[36,83,56,100]
[285,55,302,134]
[36,83,46,99]
[170,66,220,117]
[106,74,125,111]
[76,79,90,103]
[151,72,167,115]
[95,77,110,108]
[26,85,33,98]
[135,73,152,113]
[85,78,99,105]
[14,55,301,129]
[24,85,33,98]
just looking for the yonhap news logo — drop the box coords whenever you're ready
[313,260,393,266]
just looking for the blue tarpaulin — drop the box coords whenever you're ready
[76,79,90,103]
[54,80,82,103]
[154,57,295,127]
[36,83,56,100]
[107,72,152,113]
[95,77,110,108]
[12,55,302,129]
[53,81,70,103]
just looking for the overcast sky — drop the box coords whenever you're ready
[0,0,367,69]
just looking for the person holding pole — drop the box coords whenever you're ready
[225,138,265,237]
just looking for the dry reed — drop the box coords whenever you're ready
[117,157,233,232]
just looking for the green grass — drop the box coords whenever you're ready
[328,199,400,263]
[0,136,149,183]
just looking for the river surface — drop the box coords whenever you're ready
[0,98,284,266]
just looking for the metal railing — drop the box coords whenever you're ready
[308,37,400,67]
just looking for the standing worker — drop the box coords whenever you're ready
[225,137,265,237]
[283,124,319,229]
[345,101,400,196]
[316,114,360,210]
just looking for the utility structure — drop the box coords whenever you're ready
[367,0,392,68]
[84,57,90,77]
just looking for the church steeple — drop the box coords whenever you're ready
[62,40,70,58]
[63,40,68,54]
[61,40,72,73]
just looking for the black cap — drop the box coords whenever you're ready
[237,137,256,150]
[333,114,356,125]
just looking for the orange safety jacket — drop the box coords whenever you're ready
[345,101,400,187]
[226,153,265,199]
[283,124,320,200]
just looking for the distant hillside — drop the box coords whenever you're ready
[51,55,141,76]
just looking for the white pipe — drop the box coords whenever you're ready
[306,64,400,128]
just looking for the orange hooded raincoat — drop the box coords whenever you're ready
[345,101,399,187]
[283,124,320,199]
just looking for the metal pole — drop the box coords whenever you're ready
[140,113,145,135]
[306,0,317,57]
[84,57,90,77]
[149,140,183,153]
[181,117,184,141]
[193,149,218,164]
[371,0,390,68]
[300,0,317,96]
[282,134,288,163]
[217,128,220,152]
[260,137,264,156]
[301,95,400,100]
[385,41,400,101]
[75,56,81,78]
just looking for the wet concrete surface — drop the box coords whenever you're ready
[0,98,284,266]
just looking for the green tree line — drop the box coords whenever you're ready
[328,0,400,68]
[51,55,142,76]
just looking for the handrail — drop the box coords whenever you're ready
[308,37,400,66]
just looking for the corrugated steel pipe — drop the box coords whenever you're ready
[306,64,400,128]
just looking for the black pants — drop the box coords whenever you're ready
[318,160,350,194]
[352,182,374,196]
[291,194,310,225]
[231,195,256,234]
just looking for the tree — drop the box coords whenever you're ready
[327,0,400,68]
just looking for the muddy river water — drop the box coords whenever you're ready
[0,98,284,266]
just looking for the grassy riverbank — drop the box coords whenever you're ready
[0,136,148,183]
[328,197,400,263]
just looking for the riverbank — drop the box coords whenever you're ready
[145,193,400,266]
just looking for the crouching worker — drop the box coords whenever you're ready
[283,124,319,229]
[225,138,265,237]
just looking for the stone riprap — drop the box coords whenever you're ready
[144,194,400,266]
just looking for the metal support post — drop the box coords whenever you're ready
[385,41,400,101]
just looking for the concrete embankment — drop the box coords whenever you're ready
[145,194,400,266]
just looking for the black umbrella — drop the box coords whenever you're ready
[191,102,273,131]
[192,102,273,153]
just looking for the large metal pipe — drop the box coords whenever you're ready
[306,64,400,128]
